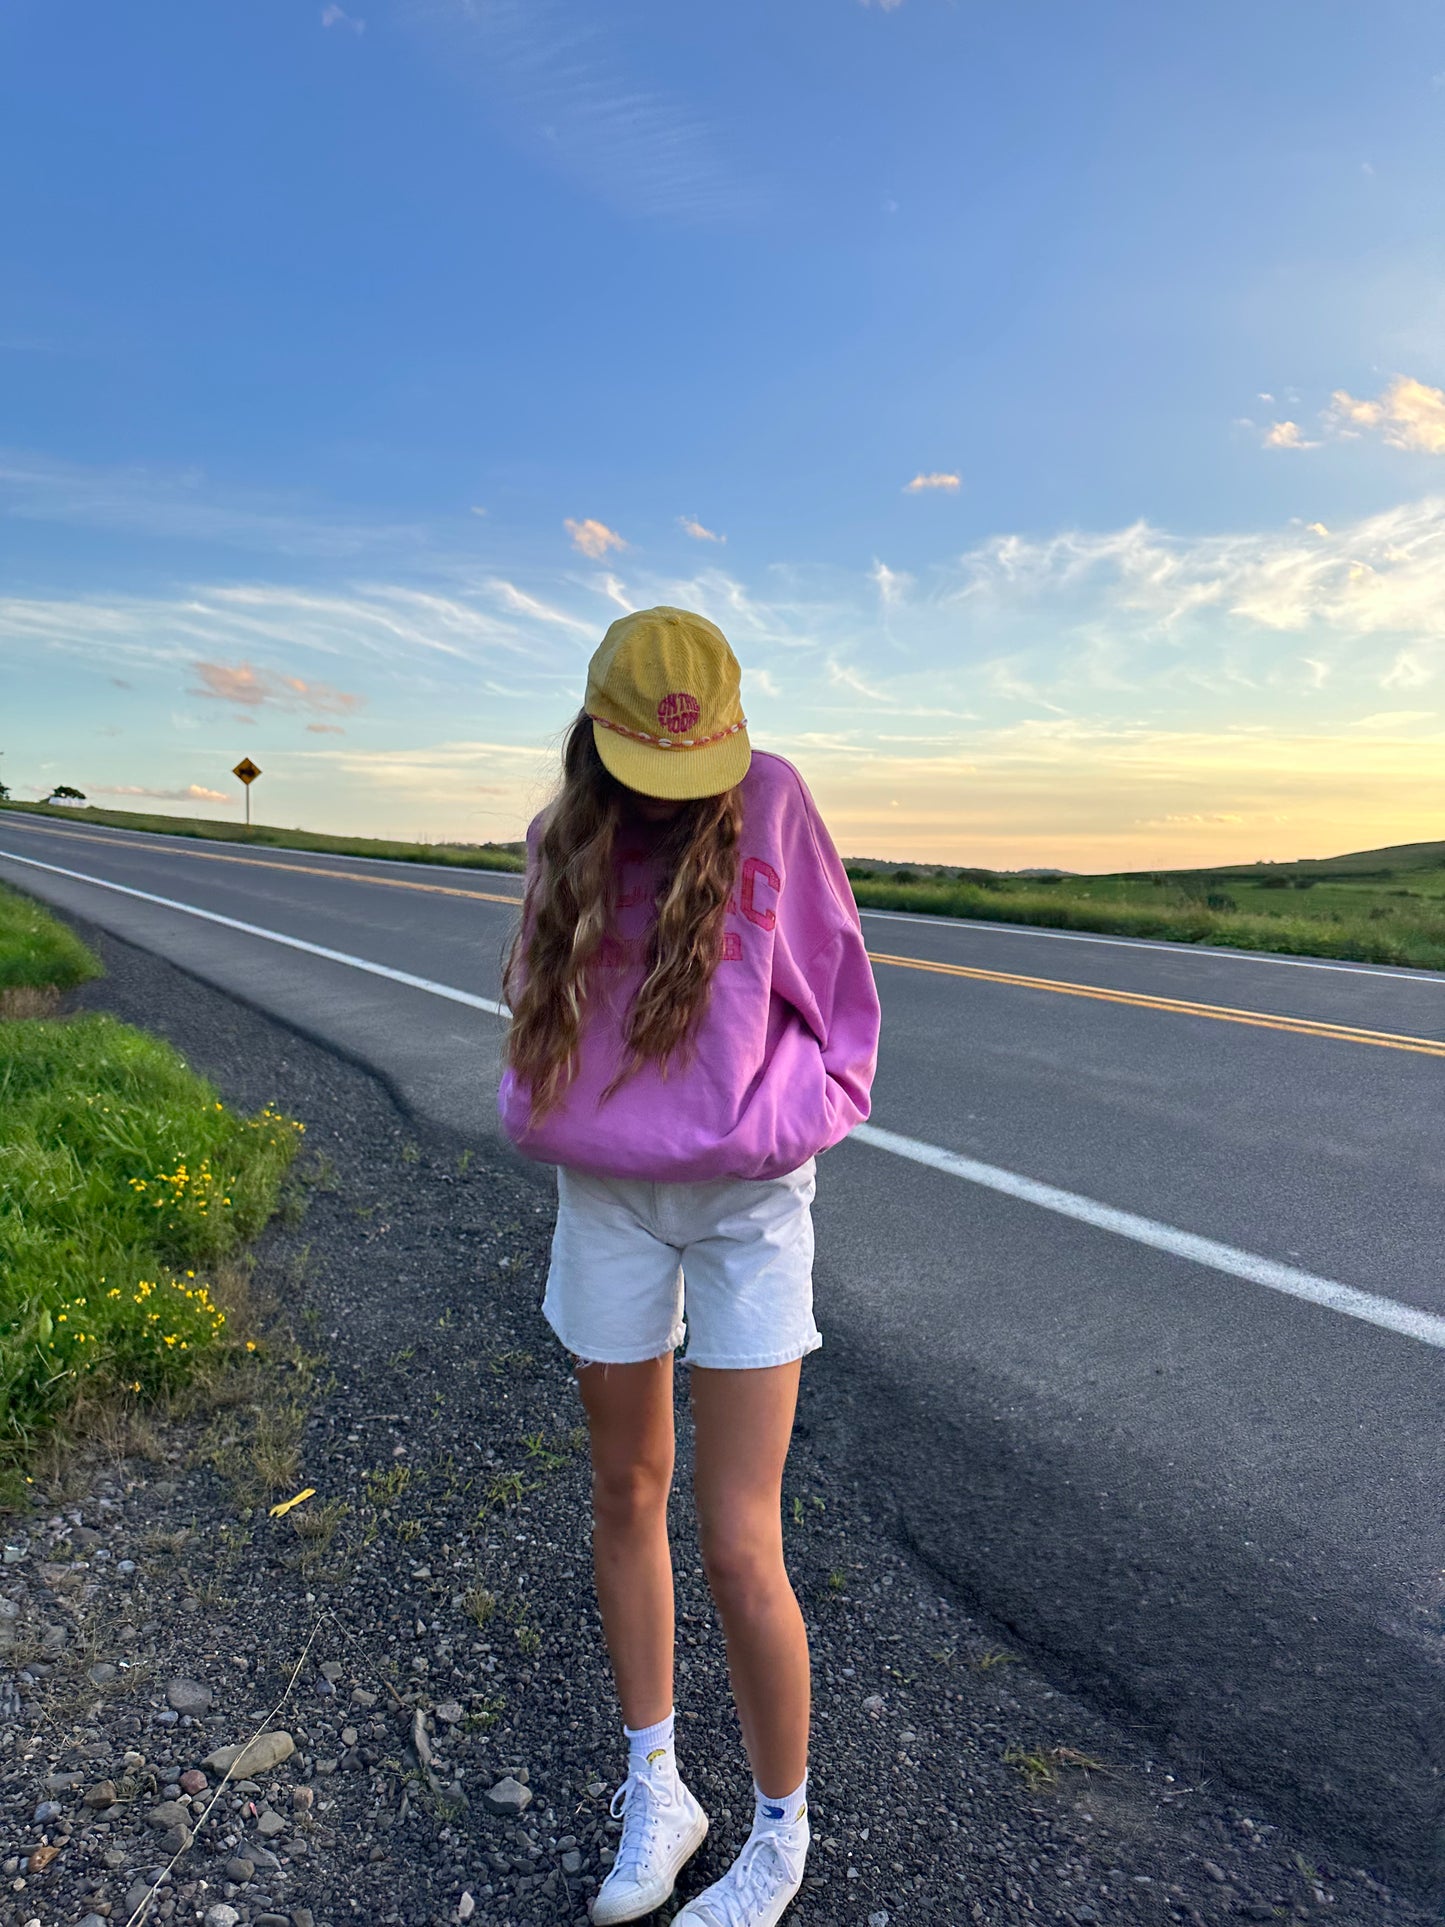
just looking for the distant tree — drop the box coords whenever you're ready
[49,784,87,801]
[0,781,9,800]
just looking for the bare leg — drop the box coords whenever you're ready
[691,1361,809,1798]
[575,1355,677,1730]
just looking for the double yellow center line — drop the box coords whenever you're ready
[866,951,1445,1059]
[5,819,1443,1060]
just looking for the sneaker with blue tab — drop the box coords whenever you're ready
[589,1753,709,1925]
[670,1808,809,1927]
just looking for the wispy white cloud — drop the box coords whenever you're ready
[565,516,626,560]
[869,558,912,604]
[1263,420,1319,451]
[94,783,235,803]
[859,0,906,11]
[826,657,892,702]
[678,515,724,543]
[191,661,364,717]
[1348,709,1436,728]
[321,5,365,32]
[1325,375,1445,454]
[950,496,1445,660]
[904,471,960,492]
[1135,810,1247,828]
[420,0,756,222]
[486,576,594,632]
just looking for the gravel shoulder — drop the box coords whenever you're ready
[0,919,1433,1927]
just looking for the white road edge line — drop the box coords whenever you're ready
[0,851,509,1017]
[852,1123,1445,1352]
[7,847,1442,1352]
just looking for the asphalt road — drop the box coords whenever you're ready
[3,809,1443,1894]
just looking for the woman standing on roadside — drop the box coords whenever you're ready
[499,607,880,1927]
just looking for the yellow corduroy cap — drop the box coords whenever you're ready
[585,605,751,800]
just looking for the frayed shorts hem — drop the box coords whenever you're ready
[544,1309,686,1368]
[681,1332,822,1371]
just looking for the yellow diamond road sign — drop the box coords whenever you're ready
[232,758,261,785]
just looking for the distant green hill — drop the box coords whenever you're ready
[1206,839,1445,879]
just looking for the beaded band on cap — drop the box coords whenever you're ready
[589,712,748,751]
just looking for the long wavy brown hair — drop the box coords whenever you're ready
[503,712,743,1120]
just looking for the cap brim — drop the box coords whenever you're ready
[593,720,751,800]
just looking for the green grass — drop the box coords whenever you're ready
[846,839,1445,971]
[0,885,303,1470]
[0,799,525,872]
[0,881,102,992]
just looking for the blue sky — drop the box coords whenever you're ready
[3,0,1444,867]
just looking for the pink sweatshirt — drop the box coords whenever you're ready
[497,751,881,1182]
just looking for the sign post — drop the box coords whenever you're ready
[232,757,261,829]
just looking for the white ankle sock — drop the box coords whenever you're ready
[752,1773,808,1832]
[624,1709,677,1776]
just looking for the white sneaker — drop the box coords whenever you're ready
[672,1818,809,1927]
[589,1760,709,1925]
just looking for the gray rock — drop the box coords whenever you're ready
[226,1858,255,1883]
[88,1663,118,1685]
[77,1913,108,1927]
[350,1689,376,1709]
[126,1881,156,1916]
[1203,1861,1228,1884]
[203,1731,295,1778]
[410,1708,432,1769]
[482,1775,532,1817]
[83,1781,117,1809]
[179,1769,208,1796]
[206,1906,241,1927]
[561,1850,582,1875]
[159,1825,191,1855]
[435,1700,464,1724]
[33,1799,63,1824]
[290,1910,314,1927]
[257,1809,286,1838]
[148,1800,190,1830]
[167,1678,212,1718]
[256,1916,292,1927]
[319,1662,343,1682]
[457,1895,475,1922]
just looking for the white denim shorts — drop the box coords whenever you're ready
[542,1159,820,1371]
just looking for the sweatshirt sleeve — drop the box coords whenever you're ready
[770,769,882,1135]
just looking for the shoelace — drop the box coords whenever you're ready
[607,1767,673,1884]
[691,1827,801,1927]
